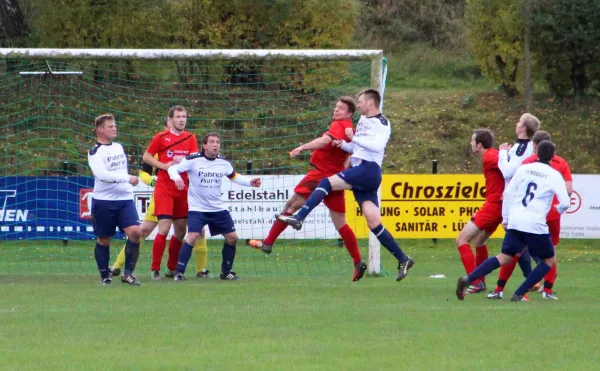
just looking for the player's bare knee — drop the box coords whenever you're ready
[186,232,200,245]
[329,211,347,230]
[97,237,111,247]
[225,233,238,246]
[544,256,556,267]
[497,253,512,265]
[126,227,142,242]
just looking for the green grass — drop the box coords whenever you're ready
[2,239,600,370]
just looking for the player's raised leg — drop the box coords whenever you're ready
[457,229,525,300]
[247,193,306,254]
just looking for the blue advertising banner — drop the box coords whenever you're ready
[0,176,100,240]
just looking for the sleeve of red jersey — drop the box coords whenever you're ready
[561,159,573,181]
[521,154,536,165]
[190,134,199,153]
[146,133,160,155]
[326,121,347,141]
[483,151,499,170]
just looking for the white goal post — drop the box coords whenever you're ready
[0,48,387,275]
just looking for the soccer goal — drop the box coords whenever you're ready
[0,48,386,277]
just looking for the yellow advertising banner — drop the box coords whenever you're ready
[346,174,506,239]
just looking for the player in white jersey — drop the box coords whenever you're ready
[87,113,142,286]
[479,113,541,296]
[499,113,540,217]
[278,89,415,282]
[167,132,261,280]
[456,140,570,301]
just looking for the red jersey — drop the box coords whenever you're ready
[309,119,354,175]
[146,129,199,190]
[482,148,504,202]
[522,154,572,221]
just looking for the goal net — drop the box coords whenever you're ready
[0,48,386,277]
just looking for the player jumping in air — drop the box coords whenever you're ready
[488,131,572,300]
[87,113,142,286]
[456,140,570,301]
[246,96,367,281]
[109,117,210,279]
[277,89,415,281]
[168,133,262,281]
[143,106,199,280]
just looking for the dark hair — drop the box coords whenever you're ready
[532,130,551,145]
[537,140,555,163]
[168,105,186,118]
[202,132,221,145]
[473,129,494,149]
[338,96,356,115]
[94,113,114,128]
[358,89,381,108]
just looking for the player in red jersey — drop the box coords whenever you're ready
[488,131,573,300]
[246,97,367,281]
[142,106,199,280]
[456,129,505,293]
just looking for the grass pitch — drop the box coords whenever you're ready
[1,239,600,370]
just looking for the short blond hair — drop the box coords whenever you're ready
[520,113,540,138]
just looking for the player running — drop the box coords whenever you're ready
[168,133,261,281]
[488,130,572,300]
[456,140,570,301]
[277,89,415,282]
[246,96,367,281]
[143,106,199,280]
[109,117,210,279]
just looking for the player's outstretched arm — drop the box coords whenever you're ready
[139,169,155,187]
[227,171,261,188]
[88,152,130,184]
[290,135,332,158]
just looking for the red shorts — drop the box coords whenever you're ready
[471,201,502,234]
[294,169,345,213]
[547,218,560,246]
[153,187,188,219]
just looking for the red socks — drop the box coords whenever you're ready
[167,236,183,272]
[458,244,476,275]
[151,233,167,271]
[339,224,361,265]
[264,212,291,246]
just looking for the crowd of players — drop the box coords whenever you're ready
[87,90,572,302]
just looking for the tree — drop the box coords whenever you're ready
[0,0,28,47]
[531,0,600,96]
[465,0,523,97]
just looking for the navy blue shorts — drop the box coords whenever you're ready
[188,210,235,236]
[91,199,139,238]
[338,160,382,207]
[501,229,555,260]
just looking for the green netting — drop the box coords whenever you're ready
[0,56,376,277]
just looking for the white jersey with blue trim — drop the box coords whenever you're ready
[504,162,570,234]
[499,138,534,218]
[87,142,133,201]
[168,153,235,212]
[345,113,391,167]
